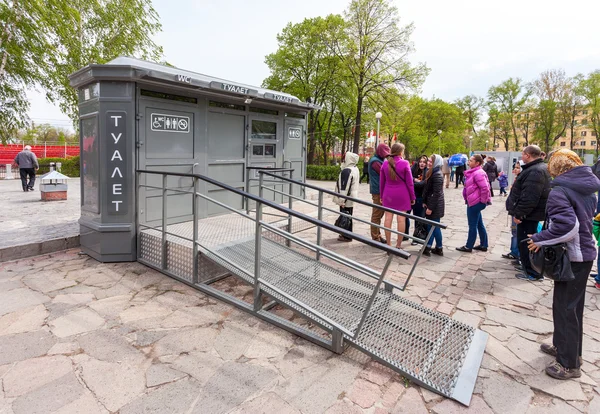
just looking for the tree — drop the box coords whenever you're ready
[332,0,428,153]
[263,15,347,164]
[0,0,162,135]
[577,71,600,156]
[487,78,530,150]
[530,69,571,153]
[410,99,466,156]
[455,95,484,137]
[565,76,583,150]
[487,104,510,151]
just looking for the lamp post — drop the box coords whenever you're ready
[469,135,473,155]
[375,112,382,148]
[485,140,489,152]
[437,130,442,154]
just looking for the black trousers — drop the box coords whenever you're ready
[19,168,36,191]
[489,180,494,197]
[517,219,540,276]
[553,261,593,369]
[455,172,464,188]
[360,172,369,184]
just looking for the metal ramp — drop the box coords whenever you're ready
[136,168,488,406]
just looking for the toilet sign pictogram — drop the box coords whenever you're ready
[151,113,190,133]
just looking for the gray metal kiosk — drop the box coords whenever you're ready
[70,57,313,263]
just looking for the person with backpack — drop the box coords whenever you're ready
[333,152,360,242]
[483,156,499,197]
[380,143,415,249]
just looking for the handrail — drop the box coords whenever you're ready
[259,171,447,229]
[137,169,410,259]
[246,166,294,172]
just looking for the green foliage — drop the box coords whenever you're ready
[38,156,80,177]
[0,0,163,140]
[577,71,600,155]
[306,165,342,181]
[488,78,530,149]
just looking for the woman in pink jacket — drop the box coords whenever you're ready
[380,143,415,249]
[456,154,491,252]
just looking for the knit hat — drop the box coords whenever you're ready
[548,149,582,178]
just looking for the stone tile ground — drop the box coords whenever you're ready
[1,181,600,413]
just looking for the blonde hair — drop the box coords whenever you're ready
[387,143,405,180]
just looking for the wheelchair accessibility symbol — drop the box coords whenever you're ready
[150,113,190,133]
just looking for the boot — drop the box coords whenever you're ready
[432,247,444,256]
[422,247,431,257]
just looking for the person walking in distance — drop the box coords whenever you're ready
[497,171,509,196]
[456,155,491,252]
[527,149,600,379]
[14,145,39,192]
[380,143,415,249]
[368,144,391,244]
[507,145,551,281]
[360,155,370,184]
[455,162,466,188]
[441,155,451,188]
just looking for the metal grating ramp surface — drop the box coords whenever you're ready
[138,223,486,406]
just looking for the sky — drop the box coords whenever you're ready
[27,0,600,130]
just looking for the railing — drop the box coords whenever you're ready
[245,166,294,218]
[137,169,410,343]
[258,171,448,290]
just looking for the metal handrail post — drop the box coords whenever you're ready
[316,191,323,261]
[354,254,394,338]
[253,172,264,311]
[401,225,436,291]
[287,170,294,246]
[192,177,199,284]
[245,170,251,214]
[161,174,168,270]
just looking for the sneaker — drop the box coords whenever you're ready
[473,245,488,252]
[337,235,352,242]
[590,273,597,279]
[511,260,521,267]
[595,282,600,289]
[540,343,557,357]
[545,360,581,380]
[411,241,419,246]
[502,253,518,260]
[515,273,543,281]
[456,246,472,253]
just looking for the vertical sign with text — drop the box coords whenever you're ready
[106,112,127,215]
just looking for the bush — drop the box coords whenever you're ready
[38,156,80,177]
[306,158,367,181]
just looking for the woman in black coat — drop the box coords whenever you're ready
[482,157,499,196]
[422,154,445,256]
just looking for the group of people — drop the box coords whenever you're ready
[335,143,600,381]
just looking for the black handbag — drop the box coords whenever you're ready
[335,207,352,231]
[413,221,428,240]
[529,242,574,282]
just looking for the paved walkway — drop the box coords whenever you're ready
[1,181,600,413]
[0,178,80,261]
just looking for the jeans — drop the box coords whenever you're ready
[489,180,494,197]
[517,219,540,277]
[510,217,520,258]
[500,186,507,195]
[466,203,488,249]
[426,217,442,248]
[450,170,455,182]
[370,194,385,240]
[553,261,593,369]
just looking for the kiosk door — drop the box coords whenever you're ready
[284,119,305,197]
[247,116,283,203]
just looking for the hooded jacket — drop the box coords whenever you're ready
[423,155,445,219]
[367,144,390,195]
[333,152,360,208]
[463,165,490,207]
[482,160,498,182]
[506,158,550,221]
[532,166,600,262]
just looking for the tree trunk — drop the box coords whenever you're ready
[353,94,364,153]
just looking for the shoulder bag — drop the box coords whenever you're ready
[528,187,574,282]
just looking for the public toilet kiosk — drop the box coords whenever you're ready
[70,57,314,263]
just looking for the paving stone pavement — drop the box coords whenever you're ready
[1,180,600,413]
[0,178,80,260]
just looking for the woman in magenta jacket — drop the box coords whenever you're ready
[380,143,415,249]
[456,154,491,252]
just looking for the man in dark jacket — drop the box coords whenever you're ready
[506,145,551,280]
[14,145,39,192]
[455,163,466,188]
[368,144,390,243]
